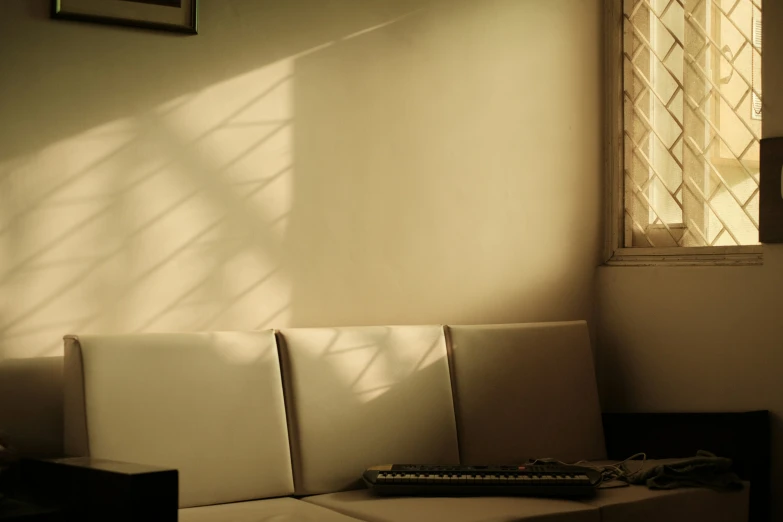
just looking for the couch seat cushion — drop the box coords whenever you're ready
[446,322,606,464]
[179,497,365,522]
[303,489,600,522]
[65,331,293,507]
[278,326,459,495]
[584,483,749,522]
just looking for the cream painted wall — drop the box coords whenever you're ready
[0,0,603,454]
[596,3,783,520]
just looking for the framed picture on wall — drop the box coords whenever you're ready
[52,0,198,34]
[760,137,783,243]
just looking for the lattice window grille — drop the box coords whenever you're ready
[623,0,762,248]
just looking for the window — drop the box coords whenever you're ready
[606,0,763,265]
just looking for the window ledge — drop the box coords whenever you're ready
[605,246,763,266]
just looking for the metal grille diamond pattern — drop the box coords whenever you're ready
[623,0,762,247]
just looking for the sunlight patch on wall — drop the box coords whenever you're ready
[0,59,296,359]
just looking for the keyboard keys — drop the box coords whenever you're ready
[368,465,596,498]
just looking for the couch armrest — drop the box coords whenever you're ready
[19,457,178,522]
[602,410,769,522]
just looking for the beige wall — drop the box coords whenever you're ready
[0,0,603,454]
[596,3,783,520]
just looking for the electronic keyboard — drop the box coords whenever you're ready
[363,464,598,498]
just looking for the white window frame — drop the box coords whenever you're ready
[603,0,763,266]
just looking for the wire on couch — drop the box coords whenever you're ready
[529,453,647,489]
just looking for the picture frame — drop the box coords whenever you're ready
[760,137,783,243]
[51,0,198,35]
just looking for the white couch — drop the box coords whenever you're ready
[61,321,749,522]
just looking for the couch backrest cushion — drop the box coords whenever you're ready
[447,321,606,464]
[278,325,460,495]
[63,331,293,508]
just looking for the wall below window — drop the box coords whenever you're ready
[0,0,603,455]
[597,3,783,520]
